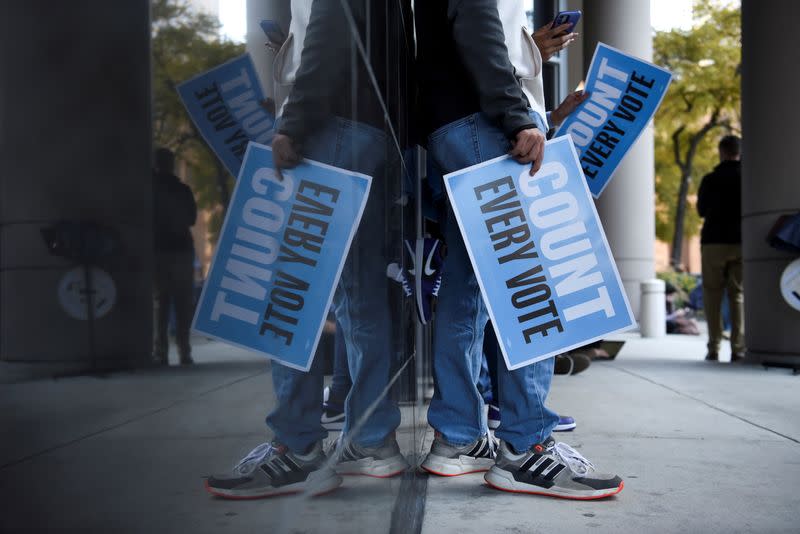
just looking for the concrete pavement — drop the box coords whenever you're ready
[1,332,798,533]
[424,332,800,534]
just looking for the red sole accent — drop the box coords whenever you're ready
[484,479,624,500]
[421,466,490,477]
[204,479,340,500]
[311,487,340,497]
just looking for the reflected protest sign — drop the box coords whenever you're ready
[177,54,276,177]
[444,136,635,370]
[556,43,672,198]
[193,143,371,371]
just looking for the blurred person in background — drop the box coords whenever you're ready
[697,135,745,362]
[152,147,197,366]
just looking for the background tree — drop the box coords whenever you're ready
[151,0,245,241]
[653,0,741,269]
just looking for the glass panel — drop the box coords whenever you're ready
[2,0,571,530]
[218,1,423,530]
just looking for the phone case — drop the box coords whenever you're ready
[551,10,582,34]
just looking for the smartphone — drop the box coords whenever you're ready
[260,20,287,47]
[550,10,582,34]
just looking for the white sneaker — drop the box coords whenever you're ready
[205,441,342,499]
[331,435,409,478]
[485,438,623,500]
[421,432,496,476]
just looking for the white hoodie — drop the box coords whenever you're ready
[497,0,549,129]
[272,0,312,116]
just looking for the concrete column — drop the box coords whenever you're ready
[246,0,291,100]
[582,0,655,319]
[741,0,800,363]
[0,1,152,376]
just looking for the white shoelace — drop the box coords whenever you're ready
[487,435,497,457]
[233,442,277,475]
[551,442,595,477]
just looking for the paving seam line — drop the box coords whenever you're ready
[610,365,800,445]
[390,469,429,534]
[0,369,268,471]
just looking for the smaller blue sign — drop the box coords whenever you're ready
[177,54,276,178]
[193,143,371,371]
[556,43,672,198]
[445,136,635,370]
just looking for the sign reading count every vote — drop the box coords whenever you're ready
[177,54,276,178]
[192,143,371,371]
[445,136,635,370]
[557,43,672,198]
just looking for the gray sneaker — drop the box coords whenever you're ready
[205,441,341,499]
[421,432,496,476]
[485,438,623,499]
[331,435,409,478]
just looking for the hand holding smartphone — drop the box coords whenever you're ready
[260,20,287,52]
[534,10,581,62]
[550,10,582,35]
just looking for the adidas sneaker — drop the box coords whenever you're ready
[421,432,496,476]
[330,434,409,478]
[484,438,623,500]
[205,441,341,499]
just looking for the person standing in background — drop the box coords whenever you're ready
[152,147,197,366]
[697,135,745,362]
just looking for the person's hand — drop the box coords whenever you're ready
[511,127,546,176]
[271,133,301,179]
[533,22,578,62]
[259,98,276,116]
[550,90,591,127]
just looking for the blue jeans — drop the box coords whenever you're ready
[266,117,401,451]
[426,111,559,452]
[477,323,500,405]
[329,321,351,403]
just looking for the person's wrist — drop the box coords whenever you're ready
[509,123,537,140]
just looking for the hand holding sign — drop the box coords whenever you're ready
[511,127,546,175]
[177,54,276,178]
[192,143,371,371]
[272,133,302,177]
[550,90,591,129]
[445,136,635,370]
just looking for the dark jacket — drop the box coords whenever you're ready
[153,172,197,252]
[415,0,535,141]
[696,160,742,245]
[278,0,415,149]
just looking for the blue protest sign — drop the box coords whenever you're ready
[193,143,371,371]
[444,136,635,370]
[177,54,276,178]
[556,43,672,198]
